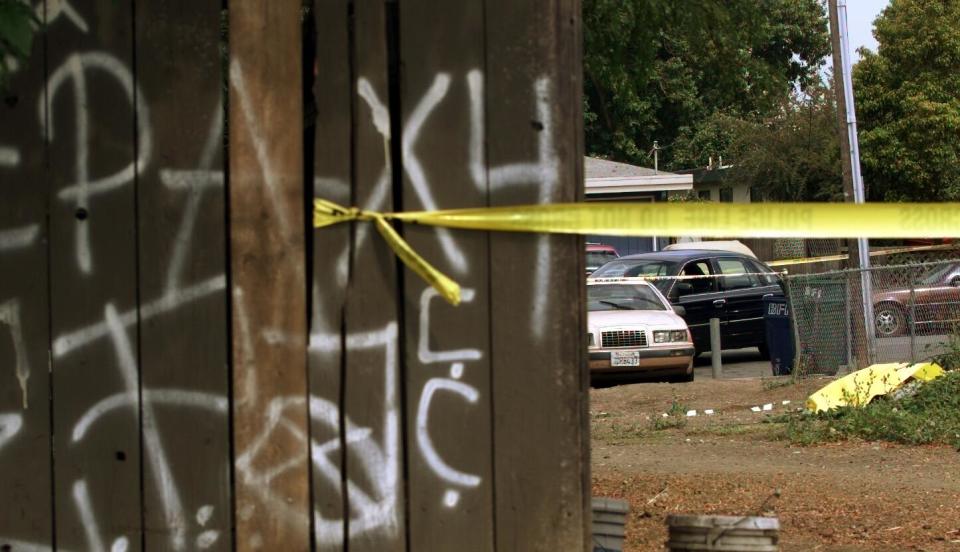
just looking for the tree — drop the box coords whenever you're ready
[854,0,960,201]
[670,85,843,202]
[583,0,831,168]
[730,86,843,202]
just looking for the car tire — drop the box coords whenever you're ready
[874,303,907,338]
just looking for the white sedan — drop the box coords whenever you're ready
[587,278,695,383]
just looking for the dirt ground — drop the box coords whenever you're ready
[591,376,960,551]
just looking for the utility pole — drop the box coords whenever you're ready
[829,0,875,367]
[652,140,660,174]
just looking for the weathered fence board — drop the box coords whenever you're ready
[398,1,496,550]
[309,0,352,549]
[342,2,408,551]
[0,0,588,548]
[485,0,590,549]
[135,1,231,549]
[229,2,310,550]
[46,2,144,548]
[0,3,52,549]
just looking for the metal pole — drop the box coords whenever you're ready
[910,285,917,363]
[710,318,722,379]
[653,140,659,174]
[845,277,852,370]
[832,0,876,364]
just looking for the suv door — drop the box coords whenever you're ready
[669,259,724,352]
[713,257,783,350]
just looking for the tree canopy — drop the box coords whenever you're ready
[583,0,831,168]
[854,0,960,201]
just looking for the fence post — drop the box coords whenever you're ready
[710,318,723,379]
[910,284,917,363]
[845,277,852,370]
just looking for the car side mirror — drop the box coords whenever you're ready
[673,305,687,317]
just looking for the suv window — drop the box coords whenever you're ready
[746,259,777,285]
[679,260,716,294]
[717,258,761,290]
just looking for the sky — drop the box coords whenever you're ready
[845,0,890,57]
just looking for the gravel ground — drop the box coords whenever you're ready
[591,377,960,551]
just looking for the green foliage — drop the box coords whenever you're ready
[651,398,688,430]
[583,0,830,168]
[0,0,39,88]
[670,84,843,201]
[783,371,960,449]
[729,86,844,202]
[854,0,960,201]
[926,325,960,372]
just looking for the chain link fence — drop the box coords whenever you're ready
[784,258,960,375]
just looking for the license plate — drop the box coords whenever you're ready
[611,350,640,367]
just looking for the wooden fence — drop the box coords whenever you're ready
[0,1,588,550]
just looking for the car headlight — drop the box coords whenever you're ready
[653,330,688,343]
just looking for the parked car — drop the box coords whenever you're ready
[873,262,960,337]
[586,243,620,276]
[587,278,695,383]
[590,250,784,356]
[664,240,758,258]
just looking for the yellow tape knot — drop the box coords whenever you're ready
[313,199,461,306]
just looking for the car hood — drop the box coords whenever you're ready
[587,310,686,333]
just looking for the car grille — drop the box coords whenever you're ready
[602,330,647,348]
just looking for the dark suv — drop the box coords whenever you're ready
[590,250,784,356]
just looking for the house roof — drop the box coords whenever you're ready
[585,156,692,195]
[586,156,674,179]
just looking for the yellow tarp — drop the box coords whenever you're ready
[806,362,945,413]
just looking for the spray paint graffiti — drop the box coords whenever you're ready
[0,299,31,409]
[43,51,152,275]
[0,1,562,546]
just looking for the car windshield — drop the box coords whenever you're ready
[589,260,677,293]
[586,250,617,268]
[919,263,958,285]
[587,284,668,312]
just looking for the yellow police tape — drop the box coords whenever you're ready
[766,242,959,268]
[313,199,960,305]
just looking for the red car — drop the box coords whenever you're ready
[873,262,960,337]
[586,244,619,276]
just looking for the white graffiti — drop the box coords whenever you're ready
[343,69,559,336]
[72,390,228,443]
[44,0,89,33]
[467,71,558,339]
[52,275,225,357]
[0,299,31,408]
[0,146,20,167]
[160,97,224,295]
[416,372,481,509]
[43,51,152,275]
[0,412,24,452]
[0,224,40,252]
[302,323,403,545]
[418,287,482,364]
[229,59,295,239]
[72,479,107,552]
[105,304,188,550]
